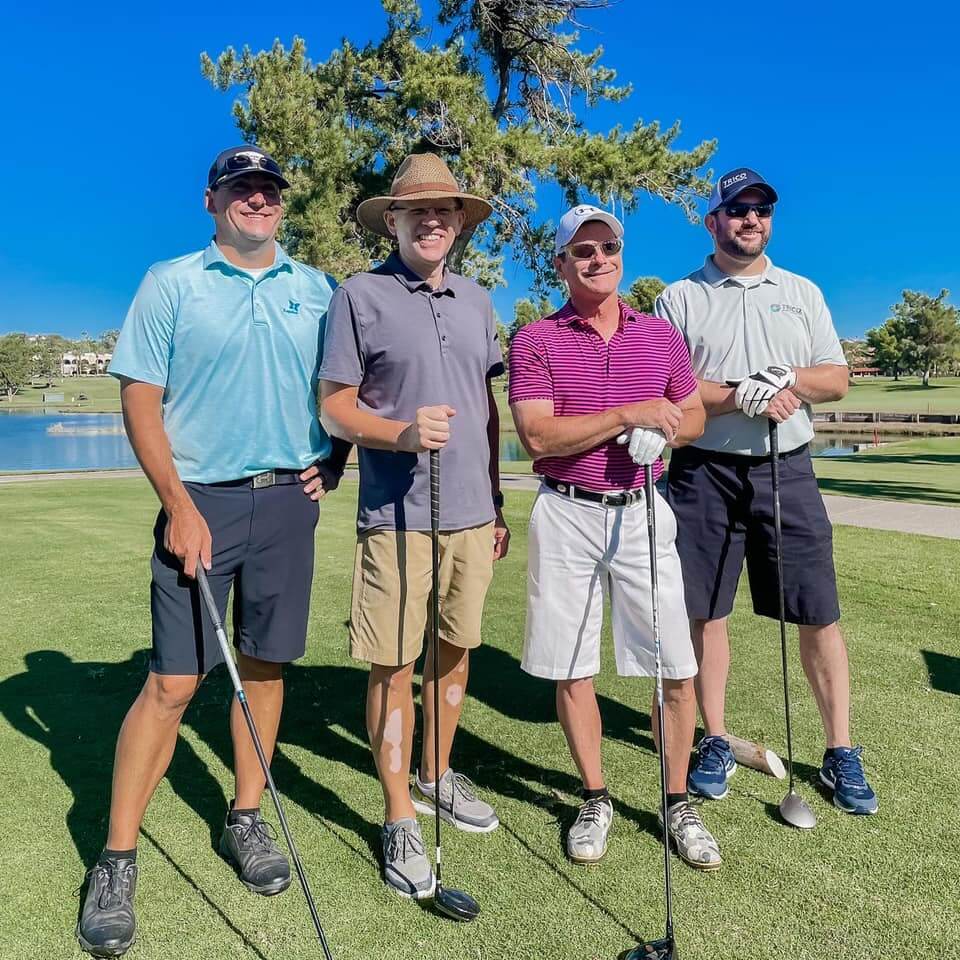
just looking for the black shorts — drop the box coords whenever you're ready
[150,478,319,675]
[667,444,840,626]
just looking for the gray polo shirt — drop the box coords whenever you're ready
[655,256,846,456]
[319,252,504,532]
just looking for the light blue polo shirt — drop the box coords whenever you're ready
[109,240,336,483]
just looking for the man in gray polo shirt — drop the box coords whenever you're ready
[319,153,509,899]
[656,168,878,817]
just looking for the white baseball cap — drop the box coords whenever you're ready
[555,204,624,253]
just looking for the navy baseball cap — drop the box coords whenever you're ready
[707,168,778,214]
[207,145,290,190]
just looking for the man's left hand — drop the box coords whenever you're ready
[299,461,341,501]
[493,510,510,561]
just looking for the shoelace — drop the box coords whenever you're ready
[696,737,731,775]
[84,861,135,910]
[671,802,706,836]
[832,747,867,788]
[386,823,425,865]
[237,815,280,852]
[576,797,611,828]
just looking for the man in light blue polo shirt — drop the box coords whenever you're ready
[77,146,349,958]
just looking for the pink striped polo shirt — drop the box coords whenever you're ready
[508,299,697,490]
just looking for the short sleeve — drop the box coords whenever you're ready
[508,328,553,404]
[318,286,365,386]
[654,290,689,348]
[810,292,847,367]
[664,326,698,404]
[108,269,176,387]
[486,302,505,379]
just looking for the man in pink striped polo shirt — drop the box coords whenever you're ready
[509,205,721,871]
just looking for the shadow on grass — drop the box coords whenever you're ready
[921,650,960,696]
[1,643,662,941]
[816,476,960,505]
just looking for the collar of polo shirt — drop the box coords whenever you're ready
[202,239,294,276]
[703,254,781,289]
[386,252,458,297]
[555,298,642,327]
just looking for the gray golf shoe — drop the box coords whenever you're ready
[659,800,722,870]
[76,857,138,957]
[566,796,614,864]
[382,818,435,899]
[219,809,292,895]
[412,769,499,833]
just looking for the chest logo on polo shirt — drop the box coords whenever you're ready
[283,299,301,315]
[771,303,803,315]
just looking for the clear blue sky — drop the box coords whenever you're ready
[2,1,955,340]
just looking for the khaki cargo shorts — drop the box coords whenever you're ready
[350,522,495,667]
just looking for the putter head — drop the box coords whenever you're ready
[623,936,676,959]
[780,790,817,830]
[434,885,479,922]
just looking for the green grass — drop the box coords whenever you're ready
[812,437,960,505]
[819,376,960,413]
[0,376,121,412]
[1,478,958,959]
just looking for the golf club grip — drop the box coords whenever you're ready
[430,449,440,533]
[194,569,335,958]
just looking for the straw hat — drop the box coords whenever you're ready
[356,153,493,238]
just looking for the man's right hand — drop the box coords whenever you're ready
[164,501,212,579]
[618,398,682,442]
[397,404,456,452]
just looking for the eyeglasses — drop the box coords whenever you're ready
[719,202,774,219]
[387,203,462,218]
[561,238,624,260]
[223,153,284,178]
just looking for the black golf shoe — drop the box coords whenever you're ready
[219,808,292,895]
[76,857,137,957]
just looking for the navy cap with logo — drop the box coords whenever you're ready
[207,145,291,191]
[707,167,778,214]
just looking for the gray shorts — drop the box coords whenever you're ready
[150,477,319,675]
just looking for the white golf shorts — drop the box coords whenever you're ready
[521,484,698,681]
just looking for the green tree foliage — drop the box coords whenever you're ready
[622,275,665,313]
[201,0,715,293]
[0,334,36,398]
[896,289,960,386]
[510,295,554,337]
[865,319,907,379]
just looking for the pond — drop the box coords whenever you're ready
[0,411,877,473]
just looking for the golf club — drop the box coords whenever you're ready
[195,567,336,958]
[427,448,480,921]
[624,463,676,960]
[768,420,817,830]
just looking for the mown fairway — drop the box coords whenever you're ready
[0,478,957,960]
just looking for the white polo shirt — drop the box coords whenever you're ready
[655,256,846,456]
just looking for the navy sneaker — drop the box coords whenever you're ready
[687,736,736,800]
[820,746,878,815]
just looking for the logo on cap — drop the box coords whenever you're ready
[722,172,749,191]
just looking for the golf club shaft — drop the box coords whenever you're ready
[643,464,674,942]
[429,449,444,887]
[195,568,334,960]
[768,421,797,795]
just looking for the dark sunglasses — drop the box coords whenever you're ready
[223,153,284,177]
[720,202,774,219]
[562,237,624,260]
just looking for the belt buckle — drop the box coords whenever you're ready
[252,471,275,489]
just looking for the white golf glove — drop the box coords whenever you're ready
[734,365,797,418]
[616,427,667,466]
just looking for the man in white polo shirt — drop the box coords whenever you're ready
[656,168,878,817]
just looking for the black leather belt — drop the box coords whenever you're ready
[210,469,303,489]
[543,476,645,507]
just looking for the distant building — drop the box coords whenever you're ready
[850,365,881,378]
[60,352,112,376]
